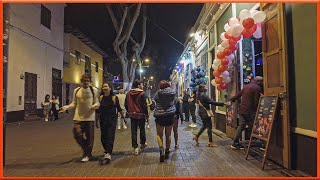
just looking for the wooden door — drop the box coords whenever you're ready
[24,72,37,117]
[52,68,62,106]
[261,3,290,169]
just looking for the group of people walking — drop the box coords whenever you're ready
[42,94,60,121]
[58,73,264,164]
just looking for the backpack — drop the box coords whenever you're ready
[126,91,146,120]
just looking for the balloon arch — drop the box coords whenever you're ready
[211,9,266,91]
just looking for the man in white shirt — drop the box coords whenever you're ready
[59,74,100,162]
[117,89,127,130]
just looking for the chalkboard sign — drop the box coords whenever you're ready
[245,95,279,170]
[252,96,278,140]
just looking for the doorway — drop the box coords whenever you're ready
[24,72,37,117]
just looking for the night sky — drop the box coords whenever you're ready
[65,4,203,82]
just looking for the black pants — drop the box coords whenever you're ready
[100,114,117,154]
[197,116,213,142]
[190,105,197,123]
[182,105,190,122]
[233,114,255,145]
[51,108,59,120]
[73,121,95,157]
[131,119,146,148]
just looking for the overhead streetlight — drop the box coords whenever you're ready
[140,69,143,73]
[150,76,154,80]
[145,58,149,63]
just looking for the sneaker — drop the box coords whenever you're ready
[45,118,48,122]
[231,144,245,150]
[190,123,197,128]
[81,156,89,162]
[117,126,121,130]
[134,148,140,156]
[165,149,170,159]
[175,144,179,149]
[146,124,150,129]
[140,143,147,150]
[123,125,128,129]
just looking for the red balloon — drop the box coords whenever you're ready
[220,83,227,90]
[217,52,225,59]
[217,85,223,91]
[242,29,252,38]
[232,35,242,42]
[223,48,232,56]
[248,24,257,34]
[218,65,227,73]
[225,33,232,39]
[221,58,229,66]
[215,77,223,84]
[228,38,237,47]
[213,70,221,77]
[242,18,255,29]
[228,18,231,25]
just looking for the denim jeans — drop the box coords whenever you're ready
[233,114,255,145]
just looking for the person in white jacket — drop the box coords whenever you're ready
[59,74,100,162]
[117,89,127,130]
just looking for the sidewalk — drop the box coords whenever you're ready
[4,113,284,177]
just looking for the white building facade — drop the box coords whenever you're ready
[6,4,65,122]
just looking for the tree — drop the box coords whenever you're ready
[106,4,147,91]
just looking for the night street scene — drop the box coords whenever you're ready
[2,3,317,178]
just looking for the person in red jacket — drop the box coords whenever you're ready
[226,76,263,150]
[125,80,148,156]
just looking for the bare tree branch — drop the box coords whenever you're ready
[123,4,141,50]
[115,6,128,44]
[139,5,147,54]
[106,4,119,31]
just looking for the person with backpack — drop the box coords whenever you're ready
[154,80,176,162]
[125,80,148,156]
[97,83,124,164]
[59,74,100,162]
[117,89,127,130]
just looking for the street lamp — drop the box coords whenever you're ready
[145,58,149,63]
[150,76,154,80]
[139,58,151,81]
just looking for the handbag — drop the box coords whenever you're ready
[198,100,214,117]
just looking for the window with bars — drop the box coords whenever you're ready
[85,55,91,76]
[41,5,51,29]
[75,51,81,65]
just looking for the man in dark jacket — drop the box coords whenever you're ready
[227,76,263,150]
[182,90,190,123]
[125,80,148,155]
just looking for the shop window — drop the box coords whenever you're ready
[75,50,81,65]
[41,5,51,29]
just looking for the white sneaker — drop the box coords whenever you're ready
[117,126,121,130]
[191,123,197,128]
[134,148,139,156]
[104,153,111,160]
[140,143,147,150]
[146,124,150,129]
[123,125,127,129]
[81,156,89,162]
[45,118,48,122]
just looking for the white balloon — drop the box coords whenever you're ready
[229,18,239,27]
[253,11,266,23]
[221,40,230,48]
[227,53,235,61]
[226,27,234,36]
[221,71,230,79]
[212,64,218,70]
[250,10,259,17]
[253,26,262,39]
[232,24,243,37]
[224,77,231,84]
[239,9,251,20]
[218,44,224,51]
[224,23,231,32]
[211,80,218,86]
[221,33,227,40]
[213,59,221,66]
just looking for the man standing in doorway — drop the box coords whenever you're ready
[125,80,148,155]
[226,76,263,150]
[59,74,100,162]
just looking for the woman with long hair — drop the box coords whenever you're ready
[193,84,226,147]
[51,95,59,120]
[98,83,124,164]
[42,94,51,122]
[154,80,176,162]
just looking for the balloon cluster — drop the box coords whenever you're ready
[212,9,266,91]
[190,66,207,90]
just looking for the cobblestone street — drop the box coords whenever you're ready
[4,113,284,177]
